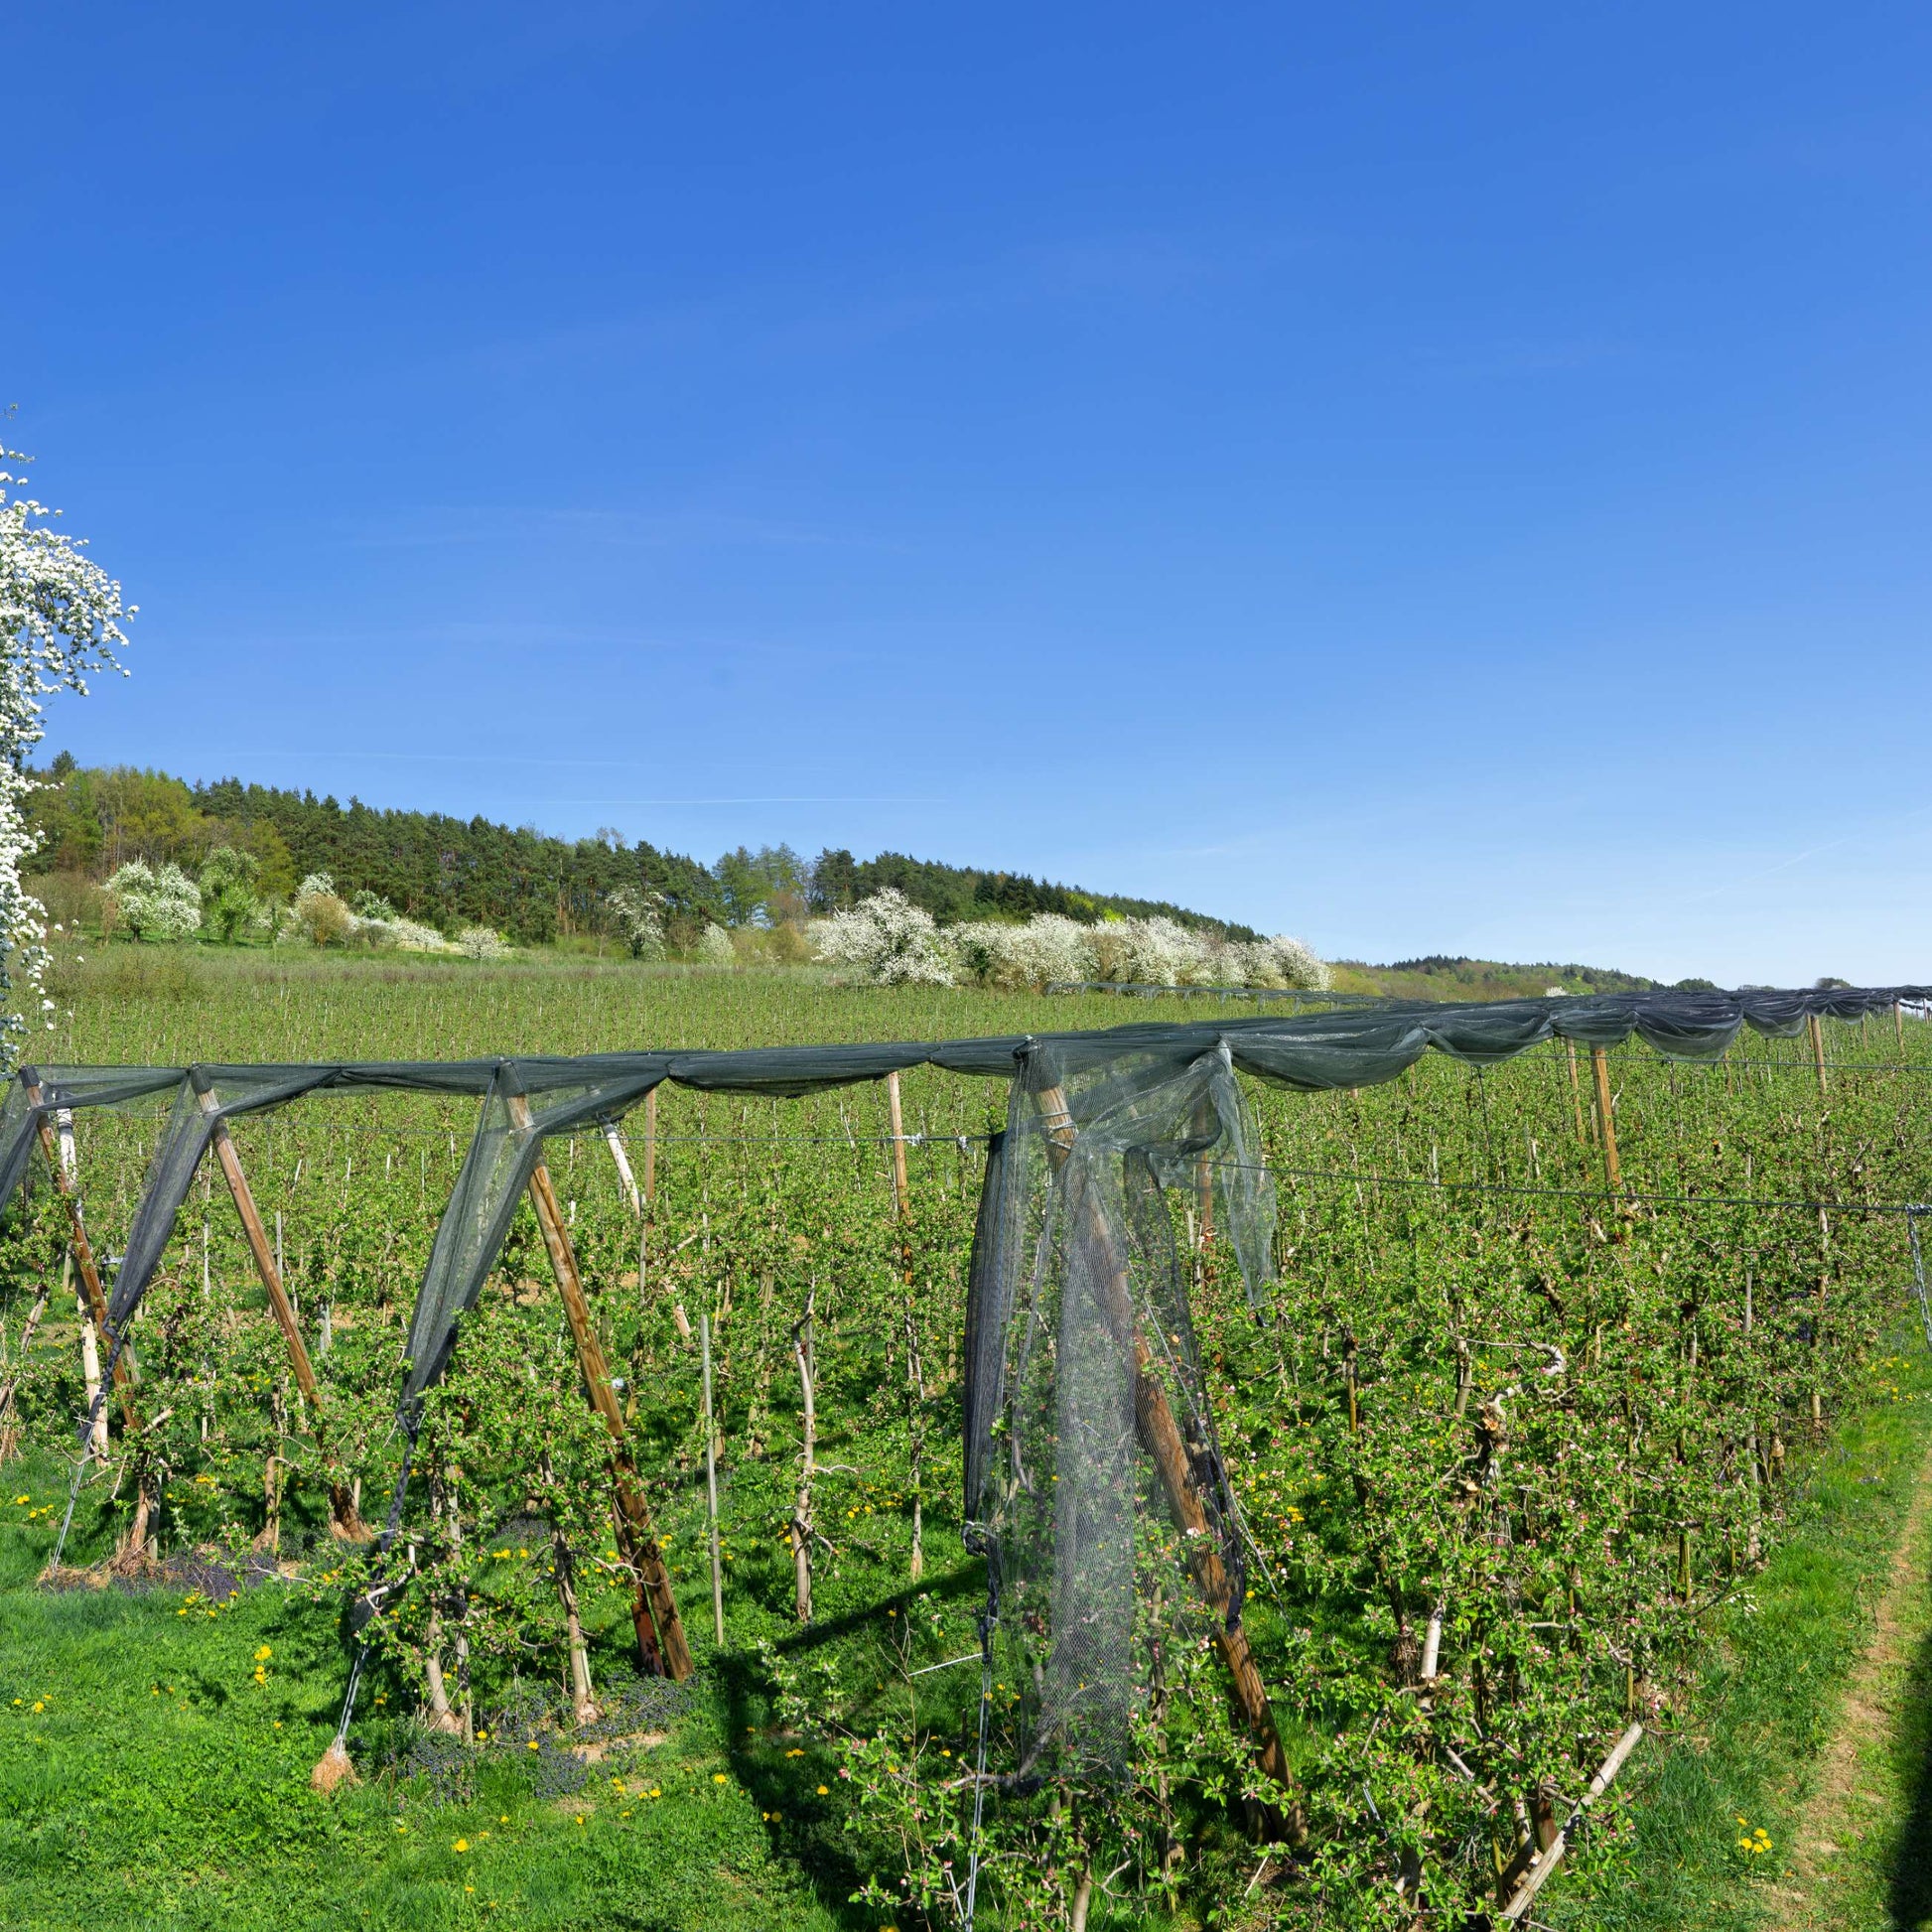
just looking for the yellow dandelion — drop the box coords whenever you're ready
[453,1838,469,1853]
[713,1772,728,1785]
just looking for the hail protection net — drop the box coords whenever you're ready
[963,1037,1275,1782]
[0,983,1919,1428]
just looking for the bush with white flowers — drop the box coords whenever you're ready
[1225,933,1330,991]
[104,861,202,942]
[952,913,1097,991]
[696,922,738,967]
[1089,915,1206,987]
[608,885,666,961]
[457,925,509,962]
[0,446,132,1053]
[293,872,353,947]
[808,889,954,987]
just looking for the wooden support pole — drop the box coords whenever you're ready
[196,1088,369,1542]
[701,1311,725,1647]
[509,1093,694,1680]
[27,1087,139,1428]
[1034,1082,1300,1827]
[885,1070,910,1220]
[1499,1724,1643,1922]
[602,1120,641,1217]
[1587,1047,1621,1193]
[1564,1040,1587,1146]
[884,1071,925,1580]
[1896,1001,1905,1052]
[641,1086,657,1206]
[1808,1011,1828,1096]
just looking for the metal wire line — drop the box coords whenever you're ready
[1208,1157,1932,1219]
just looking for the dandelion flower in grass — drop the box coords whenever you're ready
[713,1772,728,1785]
[32,1701,44,1714]
[817,1785,829,1796]
[254,1645,272,1661]
[528,1740,541,1751]
[648,1787,661,1799]
[453,1839,469,1853]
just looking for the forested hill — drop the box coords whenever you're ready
[23,760,1257,946]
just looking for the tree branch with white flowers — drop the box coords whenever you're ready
[0,443,133,1061]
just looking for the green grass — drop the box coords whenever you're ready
[0,1449,854,1931]
[1550,1341,1932,1930]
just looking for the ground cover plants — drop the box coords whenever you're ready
[0,952,1927,1928]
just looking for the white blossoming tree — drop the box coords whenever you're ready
[808,888,954,987]
[104,861,202,942]
[0,445,132,1056]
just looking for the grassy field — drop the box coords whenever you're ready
[1,948,1929,1928]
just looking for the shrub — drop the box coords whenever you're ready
[1090,914,1204,987]
[293,873,353,948]
[26,872,106,942]
[696,923,737,967]
[103,860,202,943]
[198,846,262,945]
[952,913,1096,991]
[607,886,665,961]
[457,925,508,961]
[1225,932,1329,991]
[807,888,954,987]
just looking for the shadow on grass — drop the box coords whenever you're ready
[1886,1618,1932,1926]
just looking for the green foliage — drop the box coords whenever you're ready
[199,846,263,944]
[0,960,1927,1926]
[26,761,1257,948]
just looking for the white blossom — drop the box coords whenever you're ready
[0,447,132,1062]
[103,860,201,942]
[608,884,666,961]
[696,922,738,967]
[951,913,1097,991]
[808,889,954,987]
[456,925,509,962]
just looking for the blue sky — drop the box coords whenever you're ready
[8,3,1931,984]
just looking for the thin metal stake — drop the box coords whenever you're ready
[964,1605,997,1931]
[1909,1211,1932,1351]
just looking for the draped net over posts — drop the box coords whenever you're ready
[962,1037,1276,1780]
[0,984,1922,1764]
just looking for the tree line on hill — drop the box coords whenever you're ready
[23,759,1257,949]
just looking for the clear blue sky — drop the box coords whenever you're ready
[9,4,1930,984]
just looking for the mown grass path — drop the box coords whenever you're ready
[1761,1424,1932,1929]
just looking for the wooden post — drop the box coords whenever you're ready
[1588,1047,1621,1193]
[508,1093,693,1679]
[1808,1011,1828,1096]
[1564,1040,1587,1146]
[196,1088,369,1541]
[1499,1724,1643,1922]
[1896,1001,1905,1053]
[701,1311,725,1646]
[885,1070,910,1219]
[1033,1082,1300,1826]
[885,1070,925,1578]
[641,1087,657,1206]
[26,1087,139,1427]
[602,1120,641,1218]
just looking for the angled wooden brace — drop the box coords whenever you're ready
[508,1093,694,1680]
[195,1086,371,1542]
